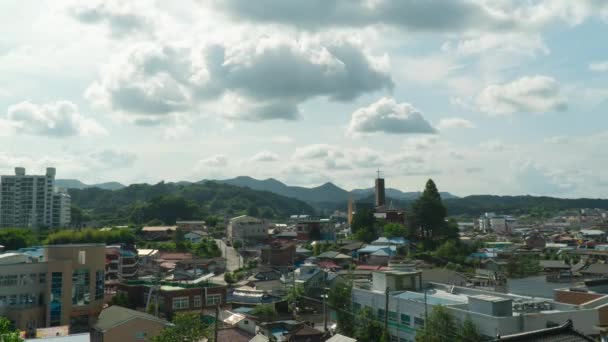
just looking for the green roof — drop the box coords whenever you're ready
[94,305,169,332]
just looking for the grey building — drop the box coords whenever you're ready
[0,167,70,228]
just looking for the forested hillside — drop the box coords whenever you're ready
[69,181,314,225]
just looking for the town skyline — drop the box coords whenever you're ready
[1,1,608,197]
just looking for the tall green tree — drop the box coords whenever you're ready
[328,281,354,336]
[410,179,449,246]
[0,229,38,250]
[0,316,22,342]
[152,313,209,342]
[354,307,383,342]
[416,306,457,342]
[383,223,407,238]
[458,315,483,342]
[351,207,377,243]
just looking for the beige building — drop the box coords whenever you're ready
[226,215,267,243]
[92,305,170,342]
[0,244,106,336]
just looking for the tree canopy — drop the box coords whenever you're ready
[0,229,38,250]
[0,316,22,342]
[351,207,377,243]
[44,228,135,245]
[328,281,354,336]
[409,179,456,247]
[152,313,209,342]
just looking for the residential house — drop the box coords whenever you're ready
[176,220,206,231]
[326,334,357,342]
[91,305,171,342]
[316,251,352,267]
[285,324,325,341]
[140,226,177,241]
[296,264,326,294]
[357,245,397,264]
[184,230,208,244]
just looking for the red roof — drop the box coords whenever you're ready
[356,265,382,271]
[158,252,193,261]
[318,261,340,270]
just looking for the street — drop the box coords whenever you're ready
[215,238,242,271]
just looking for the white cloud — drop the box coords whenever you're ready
[90,149,137,169]
[3,101,106,137]
[347,97,436,135]
[480,139,508,152]
[589,60,608,72]
[67,0,157,38]
[210,0,608,32]
[477,75,567,115]
[441,33,549,58]
[293,144,340,160]
[437,118,475,130]
[250,151,279,162]
[196,154,228,168]
[86,35,392,123]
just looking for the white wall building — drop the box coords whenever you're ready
[478,212,516,234]
[0,167,71,228]
[352,270,601,341]
[226,215,267,243]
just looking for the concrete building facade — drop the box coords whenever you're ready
[227,215,267,243]
[0,244,106,336]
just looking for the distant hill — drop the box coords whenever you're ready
[56,179,126,191]
[214,176,351,203]
[350,187,458,201]
[69,181,314,221]
[215,176,456,203]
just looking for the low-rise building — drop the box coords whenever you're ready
[176,220,206,231]
[140,226,177,241]
[227,216,268,244]
[352,270,602,341]
[116,278,227,320]
[91,305,170,342]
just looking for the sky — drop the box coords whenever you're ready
[1,0,608,197]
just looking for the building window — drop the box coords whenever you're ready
[400,314,410,325]
[39,273,46,284]
[78,251,86,265]
[95,270,104,300]
[72,269,90,306]
[193,295,201,308]
[414,317,424,327]
[173,297,189,310]
[388,311,397,322]
[352,303,362,312]
[50,272,63,326]
[206,294,222,306]
[378,309,385,320]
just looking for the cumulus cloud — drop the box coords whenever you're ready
[90,149,136,169]
[250,151,279,162]
[3,101,106,137]
[347,97,436,135]
[476,75,567,115]
[196,154,228,168]
[293,144,340,160]
[589,60,608,72]
[437,118,475,130]
[86,36,392,124]
[514,160,574,195]
[211,0,516,32]
[67,0,156,38]
[210,0,608,32]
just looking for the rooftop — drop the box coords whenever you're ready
[94,305,169,332]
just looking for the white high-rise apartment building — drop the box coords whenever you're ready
[0,167,71,228]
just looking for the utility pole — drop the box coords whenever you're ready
[214,304,219,342]
[292,251,297,319]
[424,288,428,321]
[384,286,389,336]
[323,288,328,331]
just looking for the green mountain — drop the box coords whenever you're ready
[56,179,126,190]
[68,181,314,223]
[215,176,457,203]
